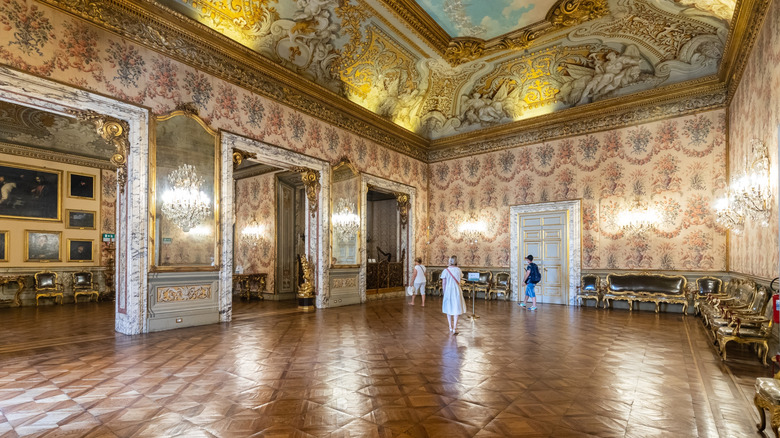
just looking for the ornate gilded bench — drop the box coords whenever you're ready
[604,273,688,313]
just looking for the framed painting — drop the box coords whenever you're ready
[25,230,61,262]
[67,239,94,262]
[0,162,61,221]
[68,172,95,199]
[66,209,96,229]
[0,231,7,262]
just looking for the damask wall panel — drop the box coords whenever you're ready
[234,173,276,292]
[0,0,428,268]
[428,110,728,271]
[728,0,780,280]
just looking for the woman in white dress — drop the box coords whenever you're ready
[409,257,426,306]
[441,255,467,334]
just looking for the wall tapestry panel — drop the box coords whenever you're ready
[427,110,728,271]
[728,0,780,280]
[0,0,428,266]
[234,172,276,292]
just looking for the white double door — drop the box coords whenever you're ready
[519,211,568,304]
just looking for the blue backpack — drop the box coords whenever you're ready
[528,263,541,284]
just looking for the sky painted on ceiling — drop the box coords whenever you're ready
[416,0,551,40]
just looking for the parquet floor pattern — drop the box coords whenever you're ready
[0,298,769,437]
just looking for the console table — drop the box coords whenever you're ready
[233,273,267,301]
[0,276,26,307]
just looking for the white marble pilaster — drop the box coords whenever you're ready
[218,143,234,322]
[509,200,581,305]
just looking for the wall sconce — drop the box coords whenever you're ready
[332,198,359,242]
[459,215,485,245]
[714,139,771,232]
[161,164,212,232]
[241,216,267,247]
[617,198,660,235]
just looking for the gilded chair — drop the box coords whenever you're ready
[575,274,601,307]
[716,293,775,365]
[693,276,723,315]
[473,271,491,300]
[72,271,99,303]
[707,285,769,337]
[426,269,442,297]
[754,357,780,437]
[489,272,510,300]
[34,271,63,306]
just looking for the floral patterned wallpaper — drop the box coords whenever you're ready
[234,173,276,292]
[0,0,429,265]
[428,110,728,271]
[728,0,780,280]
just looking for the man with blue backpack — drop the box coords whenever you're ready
[519,254,541,310]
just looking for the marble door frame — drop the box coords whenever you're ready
[220,133,330,316]
[510,200,581,305]
[0,67,150,334]
[360,174,416,303]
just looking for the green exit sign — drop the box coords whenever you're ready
[162,238,173,244]
[102,233,115,242]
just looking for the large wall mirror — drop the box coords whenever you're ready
[151,111,219,270]
[330,159,360,267]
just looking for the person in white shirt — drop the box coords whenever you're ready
[409,257,427,307]
[440,255,467,334]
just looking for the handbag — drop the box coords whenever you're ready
[406,286,415,296]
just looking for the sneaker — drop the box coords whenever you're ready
[518,302,526,307]
[529,306,537,311]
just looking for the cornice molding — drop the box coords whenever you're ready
[428,80,728,162]
[0,141,114,169]
[36,0,430,161]
[719,0,772,101]
[375,0,450,57]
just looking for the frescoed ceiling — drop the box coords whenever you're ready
[157,0,735,141]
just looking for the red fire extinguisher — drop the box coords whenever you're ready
[774,294,780,323]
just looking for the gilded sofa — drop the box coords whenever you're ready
[604,273,688,313]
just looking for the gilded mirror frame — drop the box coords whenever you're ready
[149,110,220,272]
[330,158,361,268]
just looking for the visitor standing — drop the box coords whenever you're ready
[519,255,541,310]
[409,257,427,307]
[441,255,467,334]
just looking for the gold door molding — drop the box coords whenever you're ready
[510,200,581,304]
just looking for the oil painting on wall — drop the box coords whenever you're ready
[0,163,61,221]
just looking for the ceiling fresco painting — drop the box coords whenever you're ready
[415,0,551,40]
[162,0,734,140]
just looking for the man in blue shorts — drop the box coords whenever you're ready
[519,255,540,310]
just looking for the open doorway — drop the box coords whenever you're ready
[365,189,404,295]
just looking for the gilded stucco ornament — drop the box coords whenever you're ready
[292,166,321,217]
[549,0,609,27]
[298,254,315,298]
[395,192,410,228]
[445,39,485,66]
[69,110,130,192]
[232,148,257,169]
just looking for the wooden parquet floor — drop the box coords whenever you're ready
[0,298,770,437]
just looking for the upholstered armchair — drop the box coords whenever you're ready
[693,276,723,315]
[473,271,491,300]
[34,271,63,306]
[575,274,601,307]
[488,272,510,300]
[72,271,99,303]
[716,294,775,365]
[426,269,442,296]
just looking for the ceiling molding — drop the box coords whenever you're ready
[428,80,728,162]
[0,141,114,169]
[36,0,430,161]
[719,0,772,101]
[375,0,451,57]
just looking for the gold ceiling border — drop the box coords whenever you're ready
[428,81,727,162]
[37,0,429,161]
[719,0,772,101]
[0,141,114,170]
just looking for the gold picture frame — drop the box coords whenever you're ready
[66,209,97,230]
[24,230,61,262]
[68,171,96,200]
[67,238,94,263]
[0,161,62,222]
[0,231,7,262]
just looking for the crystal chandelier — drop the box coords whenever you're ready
[459,215,485,245]
[713,139,771,232]
[160,164,212,232]
[617,198,660,235]
[241,216,267,247]
[332,198,359,243]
